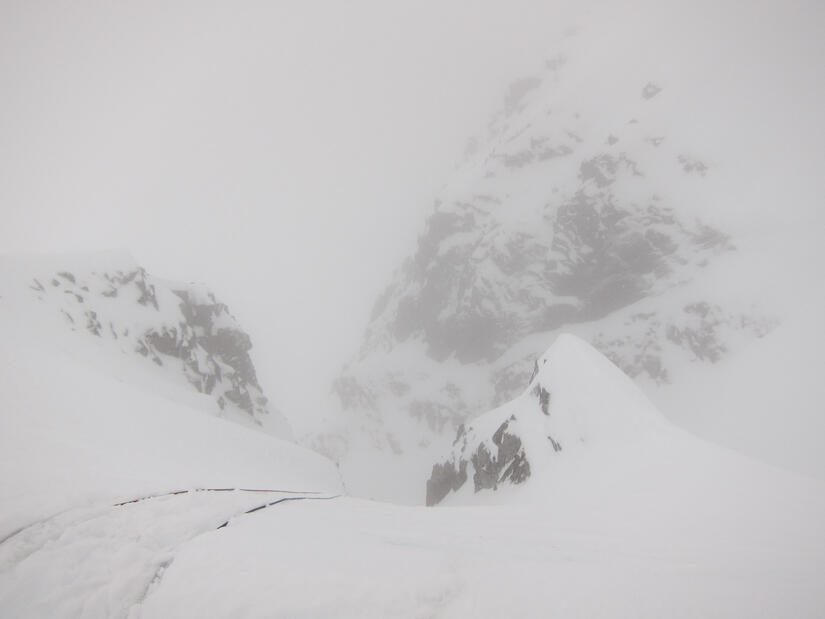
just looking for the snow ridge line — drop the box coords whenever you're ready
[216,495,340,529]
[113,487,324,507]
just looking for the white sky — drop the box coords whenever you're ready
[2,0,824,415]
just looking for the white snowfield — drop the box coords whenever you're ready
[0,316,341,542]
[1,259,824,618]
[2,442,824,619]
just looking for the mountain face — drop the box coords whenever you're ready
[2,252,291,438]
[326,59,773,465]
[426,334,664,505]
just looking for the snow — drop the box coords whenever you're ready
[0,491,330,619]
[4,426,824,618]
[7,449,821,619]
[1,255,824,617]
[0,257,343,540]
[129,332,825,617]
[2,1,825,612]
[0,335,341,538]
[652,296,825,480]
[140,451,825,619]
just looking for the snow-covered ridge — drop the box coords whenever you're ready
[426,334,664,505]
[0,251,290,438]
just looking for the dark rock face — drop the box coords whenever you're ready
[360,148,730,369]
[29,263,274,423]
[476,419,531,490]
[427,416,531,505]
[548,159,692,320]
[160,289,264,415]
[426,459,467,507]
[532,383,551,415]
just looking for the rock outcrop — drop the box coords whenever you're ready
[426,334,664,505]
[22,255,289,435]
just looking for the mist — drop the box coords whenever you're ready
[0,1,571,410]
[3,1,825,616]
[3,1,824,419]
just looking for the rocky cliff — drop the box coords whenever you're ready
[326,58,773,462]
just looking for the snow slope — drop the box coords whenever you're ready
[0,251,290,435]
[0,333,341,541]
[0,252,342,540]
[5,398,824,619]
[652,294,825,480]
[134,470,825,619]
[0,491,340,619]
[2,293,823,617]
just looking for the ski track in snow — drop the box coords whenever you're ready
[0,491,336,619]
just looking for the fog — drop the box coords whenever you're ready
[2,0,824,418]
[4,3,825,615]
[1,1,581,409]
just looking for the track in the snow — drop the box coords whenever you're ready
[113,487,325,507]
[217,494,340,529]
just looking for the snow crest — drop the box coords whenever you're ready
[426,334,664,505]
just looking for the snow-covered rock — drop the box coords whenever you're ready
[425,334,664,505]
[0,251,290,437]
[324,54,775,488]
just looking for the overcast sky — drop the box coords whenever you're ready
[2,0,824,415]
